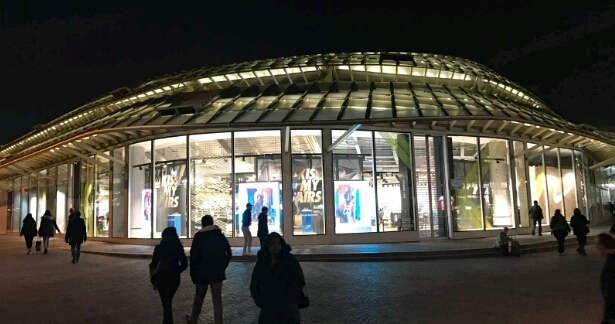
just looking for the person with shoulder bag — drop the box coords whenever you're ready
[20,213,37,254]
[149,227,188,324]
[570,208,590,255]
[250,232,307,324]
[550,209,571,255]
[38,210,61,254]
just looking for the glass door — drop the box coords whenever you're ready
[414,136,448,238]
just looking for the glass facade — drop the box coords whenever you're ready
[0,129,599,240]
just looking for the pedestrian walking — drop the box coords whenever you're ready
[596,232,615,324]
[19,213,37,254]
[257,207,269,248]
[549,209,571,255]
[242,203,253,256]
[149,227,188,324]
[65,211,87,264]
[529,200,544,236]
[570,208,590,256]
[38,210,61,254]
[186,215,232,324]
[250,232,306,324]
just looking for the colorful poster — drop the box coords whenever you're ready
[334,181,376,233]
[236,182,282,236]
[142,189,152,221]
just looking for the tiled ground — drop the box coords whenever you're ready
[0,235,605,323]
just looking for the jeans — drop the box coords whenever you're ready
[158,277,180,324]
[532,219,542,235]
[242,226,252,253]
[42,236,50,250]
[24,235,34,251]
[71,244,81,260]
[553,232,566,253]
[189,282,223,324]
[258,234,267,249]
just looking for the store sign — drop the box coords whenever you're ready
[295,168,322,203]
[159,167,181,208]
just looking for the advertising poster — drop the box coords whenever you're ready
[154,164,187,235]
[236,182,282,236]
[334,181,376,233]
[137,189,152,236]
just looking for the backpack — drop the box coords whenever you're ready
[201,234,229,268]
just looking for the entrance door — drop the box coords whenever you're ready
[414,136,448,238]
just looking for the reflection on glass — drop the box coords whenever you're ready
[129,141,152,238]
[374,132,414,232]
[544,148,563,218]
[154,136,187,238]
[13,177,21,232]
[414,136,431,237]
[559,149,577,221]
[234,130,283,237]
[513,142,530,227]
[574,151,587,214]
[94,154,110,237]
[480,138,513,229]
[528,146,548,224]
[112,148,125,237]
[190,133,232,237]
[449,136,483,231]
[291,129,325,235]
[81,159,95,237]
[332,130,376,234]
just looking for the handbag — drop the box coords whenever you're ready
[297,285,310,309]
[35,239,42,252]
[149,262,162,286]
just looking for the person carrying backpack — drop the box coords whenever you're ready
[186,215,232,324]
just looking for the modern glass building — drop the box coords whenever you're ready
[0,52,614,245]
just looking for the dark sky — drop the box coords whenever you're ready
[1,1,614,144]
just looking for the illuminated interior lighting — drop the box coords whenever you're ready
[154,89,163,93]
[146,91,155,96]
[162,86,172,91]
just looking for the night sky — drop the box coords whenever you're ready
[1,1,614,144]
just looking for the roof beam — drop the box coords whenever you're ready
[508,123,523,135]
[58,147,110,171]
[520,125,534,137]
[465,120,475,131]
[528,145,556,160]
[327,124,362,152]
[496,121,510,133]
[590,155,615,170]
[513,143,545,158]
[541,130,557,141]
[482,120,493,132]
[71,142,125,165]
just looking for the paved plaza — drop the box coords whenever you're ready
[0,235,607,324]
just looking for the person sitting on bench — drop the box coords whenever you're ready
[494,227,512,256]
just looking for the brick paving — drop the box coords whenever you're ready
[0,235,606,323]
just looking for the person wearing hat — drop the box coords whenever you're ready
[242,203,254,255]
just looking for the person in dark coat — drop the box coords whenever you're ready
[250,232,305,324]
[186,215,232,324]
[65,211,87,264]
[549,209,571,255]
[38,209,61,254]
[597,233,615,324]
[570,208,590,256]
[149,227,187,324]
[257,207,269,248]
[19,213,37,254]
[529,200,544,236]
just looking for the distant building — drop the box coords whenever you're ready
[0,52,613,244]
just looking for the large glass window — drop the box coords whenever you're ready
[449,136,483,231]
[57,164,68,231]
[94,154,110,237]
[528,144,548,224]
[154,136,188,238]
[190,133,233,237]
[129,141,152,238]
[47,167,57,226]
[544,147,563,218]
[479,138,513,229]
[20,177,29,227]
[37,170,47,221]
[291,130,324,235]
[12,177,21,232]
[29,177,37,226]
[112,148,125,237]
[374,131,414,232]
[513,142,530,227]
[234,130,283,237]
[559,149,577,220]
[81,159,95,237]
[574,151,587,214]
[332,130,376,234]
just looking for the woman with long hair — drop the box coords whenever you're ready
[19,213,37,254]
[149,227,187,324]
[38,210,61,254]
[570,208,590,255]
[250,232,305,324]
[549,209,570,255]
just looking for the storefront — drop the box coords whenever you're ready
[0,52,614,244]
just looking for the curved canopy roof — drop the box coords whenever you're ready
[1,52,614,180]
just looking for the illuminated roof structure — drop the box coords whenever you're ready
[1,51,615,179]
